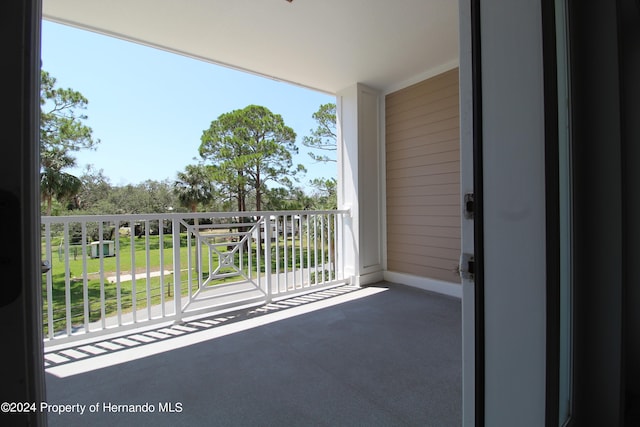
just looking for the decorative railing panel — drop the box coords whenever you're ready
[40,210,348,346]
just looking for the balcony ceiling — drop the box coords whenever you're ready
[42,0,459,94]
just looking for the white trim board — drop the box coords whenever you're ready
[382,59,460,96]
[354,270,385,287]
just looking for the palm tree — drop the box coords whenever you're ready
[40,149,82,215]
[41,169,82,215]
[174,165,215,277]
[173,164,214,213]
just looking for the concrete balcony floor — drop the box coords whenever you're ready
[44,282,461,426]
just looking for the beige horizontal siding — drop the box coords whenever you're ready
[386,72,459,107]
[386,139,459,162]
[386,68,460,284]
[386,105,460,135]
[386,128,459,153]
[386,93,460,122]
[387,215,460,228]
[386,223,461,239]
[388,204,460,217]
[387,172,459,188]
[388,162,459,180]
[387,194,460,207]
[387,150,459,170]
[386,116,460,143]
[385,261,457,283]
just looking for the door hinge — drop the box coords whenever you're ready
[459,253,475,281]
[464,193,474,219]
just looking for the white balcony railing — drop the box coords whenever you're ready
[41,210,349,346]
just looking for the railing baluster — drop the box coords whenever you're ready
[63,223,71,336]
[275,215,280,294]
[172,217,182,323]
[291,216,296,289]
[99,221,106,330]
[238,220,244,275]
[327,214,333,282]
[321,214,326,283]
[299,215,304,287]
[44,222,53,339]
[336,213,342,281]
[187,223,193,302]
[208,234,212,279]
[264,216,272,302]
[115,220,122,326]
[193,223,198,303]
[145,219,151,321]
[238,223,242,277]
[313,214,318,285]
[130,221,137,323]
[196,220,202,292]
[284,215,289,292]
[256,218,261,291]
[248,220,252,280]
[306,214,311,287]
[330,213,335,281]
[159,219,165,318]
[81,222,89,332]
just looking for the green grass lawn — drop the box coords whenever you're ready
[42,233,333,336]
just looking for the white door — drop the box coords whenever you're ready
[458,1,476,425]
[459,0,550,425]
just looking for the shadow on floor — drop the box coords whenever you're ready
[45,282,461,427]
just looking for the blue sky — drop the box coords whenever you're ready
[40,20,336,189]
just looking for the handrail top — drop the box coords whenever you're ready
[41,209,349,223]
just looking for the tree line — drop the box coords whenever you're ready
[40,69,337,216]
[47,165,336,216]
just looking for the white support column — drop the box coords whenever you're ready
[336,83,384,286]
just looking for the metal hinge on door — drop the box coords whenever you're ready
[459,253,475,281]
[464,193,474,219]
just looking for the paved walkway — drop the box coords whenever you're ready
[106,270,172,283]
